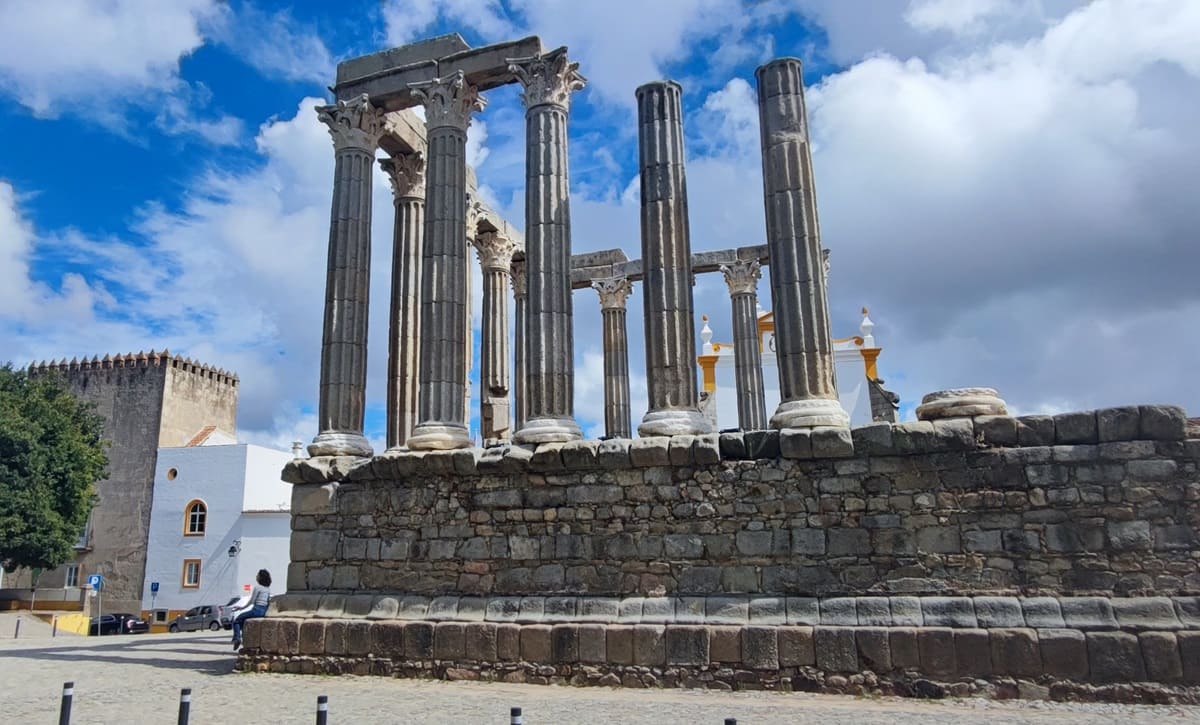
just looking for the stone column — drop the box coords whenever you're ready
[380,153,425,450]
[407,71,486,450]
[510,259,528,434]
[720,260,768,431]
[510,47,586,444]
[309,94,384,458]
[636,81,710,437]
[756,58,849,429]
[472,231,517,444]
[592,276,634,439]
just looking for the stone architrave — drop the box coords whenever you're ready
[510,259,528,434]
[592,276,634,439]
[473,231,518,443]
[755,58,849,429]
[406,71,486,451]
[380,152,425,450]
[509,47,586,444]
[309,94,385,458]
[721,260,768,431]
[636,81,710,437]
[916,388,1008,420]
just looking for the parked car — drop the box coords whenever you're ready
[167,604,226,632]
[89,613,149,635]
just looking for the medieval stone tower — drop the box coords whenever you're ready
[28,351,238,611]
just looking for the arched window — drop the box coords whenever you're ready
[184,500,207,536]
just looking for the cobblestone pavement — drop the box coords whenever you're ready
[2,629,1199,724]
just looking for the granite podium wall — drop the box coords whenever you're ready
[242,405,1200,701]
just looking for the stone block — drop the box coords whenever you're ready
[1038,628,1088,679]
[791,528,825,555]
[922,597,976,628]
[520,624,552,662]
[744,429,781,459]
[820,597,858,626]
[890,628,920,670]
[344,621,371,656]
[675,597,705,624]
[718,432,747,460]
[315,594,345,619]
[291,482,339,515]
[889,597,924,626]
[1016,415,1055,446]
[299,620,326,655]
[851,422,894,455]
[578,597,619,622]
[366,596,399,621]
[856,627,892,672]
[617,598,643,623]
[827,528,870,556]
[597,438,631,468]
[518,597,545,622]
[606,625,634,664]
[1139,405,1187,441]
[1061,597,1118,630]
[1086,631,1146,683]
[990,628,1041,677]
[964,529,1003,553]
[456,597,486,621]
[786,597,820,625]
[485,597,522,622]
[954,629,991,677]
[642,597,674,623]
[748,597,786,625]
[739,626,778,669]
[1022,597,1065,628]
[1112,597,1181,631]
[1107,521,1152,552]
[497,623,521,661]
[464,622,497,661]
[1178,632,1200,685]
[630,437,671,466]
[917,628,956,678]
[433,622,466,660]
[551,623,580,663]
[811,426,854,458]
[666,625,710,665]
[242,618,264,651]
[736,530,774,556]
[778,626,815,666]
[854,598,890,627]
[1054,411,1097,444]
[579,624,607,663]
[528,442,566,472]
[709,625,742,663]
[500,444,533,472]
[974,596,1025,628]
[706,596,748,624]
[1097,407,1140,442]
[633,625,666,665]
[1175,597,1200,628]
[560,439,600,470]
[815,627,858,672]
[402,621,434,659]
[543,596,577,623]
[974,415,1017,447]
[891,420,935,454]
[779,428,813,459]
[1045,523,1103,553]
[931,418,975,450]
[1139,632,1182,682]
[276,619,301,655]
[427,596,460,621]
[667,435,695,465]
[693,434,721,465]
[916,526,961,554]
[323,620,347,656]
[291,530,340,562]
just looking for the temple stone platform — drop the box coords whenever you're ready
[240,405,1200,702]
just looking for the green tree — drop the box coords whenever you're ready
[0,364,108,573]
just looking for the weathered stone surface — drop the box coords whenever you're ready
[786,597,820,626]
[922,597,975,628]
[954,629,991,677]
[1054,411,1097,444]
[1039,628,1088,679]
[665,625,710,665]
[433,622,466,660]
[464,622,497,661]
[975,416,1018,447]
[779,428,813,459]
[917,628,956,678]
[718,432,747,460]
[890,627,920,670]
[1086,631,1146,683]
[520,624,552,661]
[315,594,346,618]
[323,620,347,656]
[276,619,301,655]
[629,437,671,467]
[1061,598,1118,630]
[916,388,1007,420]
[709,625,741,663]
[777,626,815,666]
[1178,631,1200,685]
[990,628,1041,677]
[851,423,894,456]
[742,625,779,669]
[1139,632,1182,682]
[815,627,857,672]
[1111,597,1181,631]
[744,430,780,459]
[551,623,580,662]
[1139,405,1186,441]
[693,434,721,465]
[633,625,666,665]
[597,438,631,469]
[974,597,1025,628]
[497,623,521,661]
[820,597,858,625]
[606,624,634,664]
[1097,407,1140,442]
[1022,597,1065,628]
[299,620,326,655]
[1016,415,1055,446]
[889,597,924,627]
[578,623,607,663]
[748,597,786,624]
[856,627,892,672]
[856,598,891,627]
[427,596,460,620]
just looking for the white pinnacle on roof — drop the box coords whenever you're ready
[860,306,876,348]
[700,315,714,355]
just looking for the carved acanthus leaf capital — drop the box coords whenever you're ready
[510,259,527,299]
[593,276,633,310]
[508,46,586,111]
[379,153,425,200]
[409,71,486,131]
[822,248,831,284]
[720,259,762,297]
[316,94,385,152]
[473,231,518,271]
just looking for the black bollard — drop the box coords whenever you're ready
[725,719,737,725]
[510,706,523,725]
[58,682,74,725]
[316,694,328,725]
[52,617,58,638]
[14,616,20,639]
[177,687,191,725]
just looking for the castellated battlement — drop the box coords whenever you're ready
[29,349,239,388]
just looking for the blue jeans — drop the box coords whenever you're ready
[232,605,267,641]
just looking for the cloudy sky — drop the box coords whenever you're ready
[1,0,1197,451]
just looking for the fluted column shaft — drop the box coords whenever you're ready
[593,277,634,438]
[381,153,425,449]
[636,81,710,437]
[510,47,586,444]
[408,72,485,450]
[473,232,517,443]
[722,260,767,431]
[756,58,848,429]
[511,260,528,433]
[310,95,384,458]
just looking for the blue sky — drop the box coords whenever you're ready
[2,0,1199,451]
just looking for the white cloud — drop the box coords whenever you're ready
[210,4,336,85]
[904,0,1016,36]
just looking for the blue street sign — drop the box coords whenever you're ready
[150,581,159,593]
[87,574,102,590]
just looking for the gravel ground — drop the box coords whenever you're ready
[1,625,1199,724]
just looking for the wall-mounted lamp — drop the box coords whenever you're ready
[228,539,241,558]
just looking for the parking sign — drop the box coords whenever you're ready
[87,574,102,590]
[150,581,159,593]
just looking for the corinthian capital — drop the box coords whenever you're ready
[592,276,633,310]
[379,153,425,199]
[316,94,385,152]
[510,259,527,299]
[508,46,586,111]
[409,71,486,131]
[473,231,518,272]
[720,259,762,297]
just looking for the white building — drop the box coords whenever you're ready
[140,429,292,622]
[698,307,898,430]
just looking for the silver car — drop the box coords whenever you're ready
[167,604,225,632]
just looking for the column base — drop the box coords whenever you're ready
[308,431,374,458]
[770,398,850,429]
[407,423,472,451]
[638,409,712,437]
[515,416,582,444]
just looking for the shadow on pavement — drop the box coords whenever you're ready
[1,636,238,676]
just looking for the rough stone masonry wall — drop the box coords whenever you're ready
[248,405,1200,700]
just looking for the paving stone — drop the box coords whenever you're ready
[1086,631,1146,683]
[856,597,892,626]
[917,627,957,678]
[954,629,991,678]
[666,625,710,665]
[974,596,1025,628]
[820,597,858,626]
[1022,597,1065,628]
[633,625,666,665]
[433,622,466,660]
[464,622,497,661]
[890,628,921,670]
[1139,632,1182,682]
[889,597,924,627]
[786,597,820,626]
[403,621,434,659]
[606,625,634,665]
[856,627,892,672]
[922,597,976,627]
[990,628,1041,677]
[1039,628,1088,679]
[1111,597,1181,631]
[1061,597,1118,630]
[520,624,552,662]
[578,624,607,663]
[815,627,858,672]
[777,626,815,667]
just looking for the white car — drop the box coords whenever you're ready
[220,595,252,629]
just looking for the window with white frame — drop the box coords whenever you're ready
[182,559,201,588]
[65,565,79,588]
